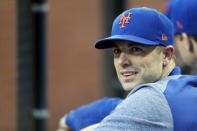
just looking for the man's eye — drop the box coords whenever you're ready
[129,47,143,54]
[113,48,121,57]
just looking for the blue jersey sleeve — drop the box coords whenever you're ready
[66,97,122,130]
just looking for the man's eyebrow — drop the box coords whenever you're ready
[128,44,134,47]
[128,43,152,48]
[112,44,119,48]
[128,44,141,47]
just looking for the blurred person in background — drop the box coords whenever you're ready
[165,0,197,74]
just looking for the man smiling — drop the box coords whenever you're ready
[112,41,169,91]
[92,7,176,130]
[58,7,197,131]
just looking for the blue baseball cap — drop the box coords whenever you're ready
[163,0,177,19]
[171,0,197,35]
[95,7,174,49]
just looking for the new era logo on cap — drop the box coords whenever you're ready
[119,12,132,28]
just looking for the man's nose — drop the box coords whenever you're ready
[118,53,131,68]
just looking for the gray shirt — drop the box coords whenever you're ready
[95,76,181,131]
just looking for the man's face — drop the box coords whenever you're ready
[174,34,197,74]
[113,41,164,91]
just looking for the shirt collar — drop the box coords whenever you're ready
[169,66,181,76]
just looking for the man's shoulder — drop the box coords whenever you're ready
[128,75,182,96]
[96,84,173,131]
[164,74,197,95]
[163,74,197,131]
[123,84,172,116]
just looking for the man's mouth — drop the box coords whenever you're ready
[122,71,137,76]
[120,71,138,80]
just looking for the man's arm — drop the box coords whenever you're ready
[57,115,72,131]
[57,97,122,131]
[81,123,99,131]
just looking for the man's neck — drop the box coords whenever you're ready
[161,60,176,78]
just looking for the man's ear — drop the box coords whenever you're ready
[180,33,194,53]
[180,32,188,41]
[163,45,175,67]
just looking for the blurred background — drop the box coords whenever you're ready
[0,0,168,131]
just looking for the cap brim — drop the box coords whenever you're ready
[95,35,160,49]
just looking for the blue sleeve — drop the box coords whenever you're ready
[66,97,122,130]
[95,86,173,131]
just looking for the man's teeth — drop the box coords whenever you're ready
[122,72,137,76]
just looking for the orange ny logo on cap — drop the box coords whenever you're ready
[119,12,132,28]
